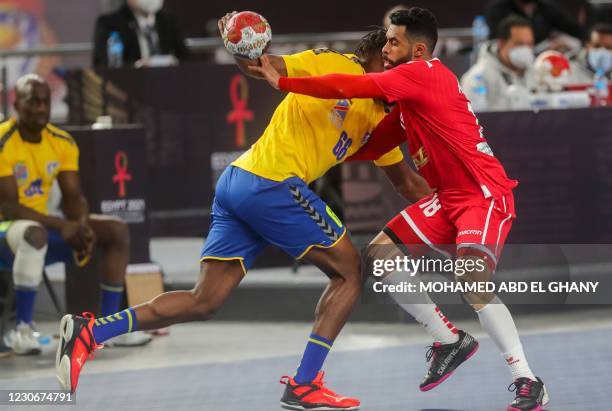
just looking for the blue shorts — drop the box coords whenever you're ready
[0,222,76,270]
[200,166,346,272]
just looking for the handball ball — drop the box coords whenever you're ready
[223,11,272,59]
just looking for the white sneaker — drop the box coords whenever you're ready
[29,322,54,355]
[106,331,152,347]
[4,323,42,355]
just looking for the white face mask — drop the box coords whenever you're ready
[136,0,163,15]
[588,48,612,73]
[508,45,535,69]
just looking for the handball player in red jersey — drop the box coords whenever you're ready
[252,7,549,411]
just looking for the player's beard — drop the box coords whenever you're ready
[383,50,413,70]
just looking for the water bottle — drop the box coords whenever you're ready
[107,32,124,68]
[471,16,489,65]
[470,74,488,112]
[592,68,609,107]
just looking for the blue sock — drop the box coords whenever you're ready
[294,334,333,384]
[100,283,124,317]
[15,287,37,325]
[92,308,138,344]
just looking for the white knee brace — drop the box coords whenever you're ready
[6,220,48,289]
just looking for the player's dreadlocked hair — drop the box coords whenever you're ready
[390,7,438,51]
[354,26,388,64]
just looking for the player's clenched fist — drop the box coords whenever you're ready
[60,220,95,253]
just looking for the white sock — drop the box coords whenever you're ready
[476,297,536,381]
[384,273,459,345]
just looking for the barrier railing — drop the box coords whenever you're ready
[0,28,473,118]
[0,28,473,58]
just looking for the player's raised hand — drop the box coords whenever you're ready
[248,55,281,89]
[217,11,237,37]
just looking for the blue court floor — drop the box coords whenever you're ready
[1,308,610,411]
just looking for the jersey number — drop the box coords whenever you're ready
[333,132,353,161]
[419,194,441,217]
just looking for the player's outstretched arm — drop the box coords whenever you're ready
[251,55,385,99]
[218,12,287,80]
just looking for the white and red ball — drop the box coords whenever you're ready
[534,51,572,91]
[223,11,272,59]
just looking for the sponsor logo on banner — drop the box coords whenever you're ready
[104,150,145,223]
[227,74,254,148]
[100,198,146,224]
[112,151,132,198]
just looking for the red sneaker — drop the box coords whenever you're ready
[280,371,360,410]
[56,313,103,393]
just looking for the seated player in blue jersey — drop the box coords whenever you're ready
[56,21,430,410]
[0,75,150,356]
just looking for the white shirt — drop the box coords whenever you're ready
[461,41,537,111]
[134,13,159,59]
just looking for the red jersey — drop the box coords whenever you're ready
[367,58,517,203]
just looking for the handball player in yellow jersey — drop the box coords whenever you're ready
[56,16,430,410]
[0,75,138,355]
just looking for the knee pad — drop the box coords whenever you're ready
[6,220,48,289]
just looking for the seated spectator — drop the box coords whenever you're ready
[0,74,151,355]
[485,0,585,45]
[570,23,612,83]
[93,0,189,67]
[461,15,537,111]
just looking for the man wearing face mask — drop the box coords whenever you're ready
[461,15,537,111]
[570,23,612,83]
[93,0,189,67]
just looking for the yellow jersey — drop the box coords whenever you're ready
[0,119,79,215]
[232,49,403,184]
